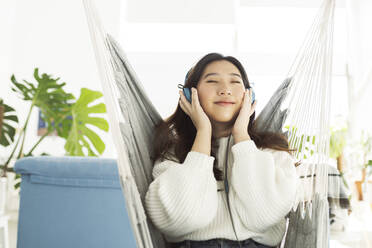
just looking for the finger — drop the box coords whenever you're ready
[243,89,251,106]
[248,88,253,103]
[179,89,187,101]
[179,90,191,107]
[191,87,200,108]
[179,98,190,116]
[179,90,191,110]
[247,88,251,97]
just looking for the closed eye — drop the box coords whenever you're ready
[207,80,242,84]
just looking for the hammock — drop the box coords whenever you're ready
[82,0,335,247]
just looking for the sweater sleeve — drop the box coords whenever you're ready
[230,140,298,233]
[145,151,218,237]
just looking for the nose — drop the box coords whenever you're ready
[218,85,232,96]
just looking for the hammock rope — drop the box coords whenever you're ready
[83,0,336,247]
[83,1,160,247]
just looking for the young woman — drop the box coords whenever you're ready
[145,53,298,248]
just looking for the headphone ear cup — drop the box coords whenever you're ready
[178,84,192,103]
[183,88,192,103]
[247,87,255,104]
[251,90,255,103]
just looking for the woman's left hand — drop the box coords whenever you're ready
[232,88,257,136]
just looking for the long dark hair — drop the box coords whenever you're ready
[151,53,294,180]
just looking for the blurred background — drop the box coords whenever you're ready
[0,0,371,247]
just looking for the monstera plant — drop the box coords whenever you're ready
[62,88,108,156]
[329,127,347,172]
[0,99,19,177]
[0,100,18,147]
[0,68,109,186]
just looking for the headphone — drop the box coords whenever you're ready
[178,67,255,104]
[177,67,248,247]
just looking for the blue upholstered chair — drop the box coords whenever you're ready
[14,156,137,248]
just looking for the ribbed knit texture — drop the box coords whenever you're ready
[145,136,298,246]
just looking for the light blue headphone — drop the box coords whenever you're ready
[178,68,255,104]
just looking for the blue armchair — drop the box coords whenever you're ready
[14,156,137,248]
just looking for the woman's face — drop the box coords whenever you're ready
[196,60,246,126]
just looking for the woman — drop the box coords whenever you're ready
[145,53,298,248]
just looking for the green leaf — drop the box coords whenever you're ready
[12,68,75,135]
[4,115,18,122]
[85,117,109,131]
[14,182,21,190]
[64,88,108,156]
[329,128,347,158]
[298,135,304,153]
[86,103,106,114]
[0,100,19,147]
[286,125,318,160]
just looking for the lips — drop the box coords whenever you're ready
[215,101,235,106]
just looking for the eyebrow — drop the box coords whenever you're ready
[203,73,242,79]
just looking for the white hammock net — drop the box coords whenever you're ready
[82,0,336,247]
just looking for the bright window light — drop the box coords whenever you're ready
[119,23,235,53]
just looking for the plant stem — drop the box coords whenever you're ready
[17,128,27,159]
[0,166,14,173]
[17,104,34,159]
[1,130,23,177]
[25,129,53,156]
[24,108,71,157]
[1,104,33,177]
[0,105,4,137]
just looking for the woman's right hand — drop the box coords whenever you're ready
[179,87,212,132]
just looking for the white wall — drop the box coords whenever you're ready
[0,0,352,162]
[0,0,121,159]
[0,2,366,247]
[121,3,349,123]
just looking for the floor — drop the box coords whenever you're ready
[4,202,372,248]
[329,201,372,248]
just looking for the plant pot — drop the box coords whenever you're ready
[355,181,363,201]
[0,177,7,214]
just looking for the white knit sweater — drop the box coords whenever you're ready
[145,136,298,246]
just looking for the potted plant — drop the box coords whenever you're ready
[0,68,109,212]
[0,99,19,214]
[360,131,372,201]
[329,127,348,172]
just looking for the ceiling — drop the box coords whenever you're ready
[240,0,345,8]
[124,0,345,24]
